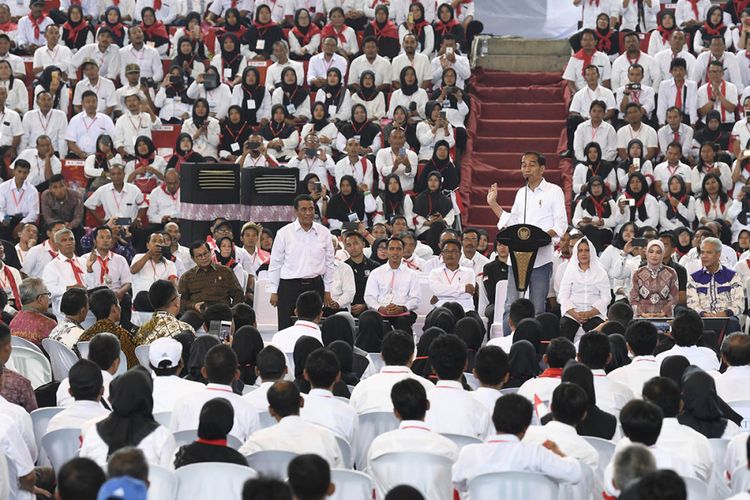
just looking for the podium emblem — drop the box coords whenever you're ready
[517,227,531,241]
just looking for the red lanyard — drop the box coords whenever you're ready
[224,123,247,143]
[11,187,24,210]
[112,189,126,213]
[83,116,98,132]
[127,113,143,131]
[37,111,51,132]
[443,268,459,285]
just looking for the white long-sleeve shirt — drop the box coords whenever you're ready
[83,182,145,220]
[180,117,221,159]
[363,261,421,311]
[20,108,68,155]
[331,260,355,310]
[558,264,611,319]
[113,111,160,155]
[65,112,116,155]
[349,365,434,415]
[426,380,491,440]
[692,51,743,87]
[611,51,661,91]
[0,179,38,223]
[430,53,470,89]
[119,44,163,83]
[72,43,121,81]
[306,52,349,86]
[81,250,132,290]
[267,218,335,293]
[16,15,54,47]
[10,149,61,188]
[300,388,358,443]
[614,193,660,231]
[415,120,455,161]
[185,81,232,120]
[375,147,418,192]
[428,264,475,312]
[147,185,180,224]
[573,120,618,162]
[42,254,87,320]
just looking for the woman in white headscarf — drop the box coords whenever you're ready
[558,237,611,341]
[629,239,679,318]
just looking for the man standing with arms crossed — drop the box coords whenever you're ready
[269,195,335,330]
[487,152,568,335]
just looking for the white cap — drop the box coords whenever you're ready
[149,338,182,369]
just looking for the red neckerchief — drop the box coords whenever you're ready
[0,21,18,32]
[252,20,278,38]
[161,183,178,201]
[28,14,47,39]
[707,80,728,121]
[370,19,399,40]
[656,25,674,42]
[735,0,750,16]
[62,19,90,42]
[573,48,594,76]
[595,29,613,53]
[67,258,84,286]
[410,19,430,39]
[96,252,110,284]
[624,191,646,208]
[321,24,347,44]
[434,18,459,36]
[291,23,321,46]
[702,21,726,37]
[539,368,563,378]
[703,197,726,215]
[668,193,687,207]
[589,195,608,218]
[2,266,20,306]
[454,0,471,17]
[141,20,168,40]
[101,21,124,39]
[626,51,641,66]
[688,0,700,19]
[136,153,154,170]
[173,151,191,171]
[196,438,228,446]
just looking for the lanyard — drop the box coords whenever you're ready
[149,259,164,278]
[127,113,143,132]
[11,187,24,210]
[83,116,98,132]
[37,111,51,132]
[112,189,126,213]
[443,268,460,285]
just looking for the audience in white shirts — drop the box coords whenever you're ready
[47,359,110,433]
[608,320,659,397]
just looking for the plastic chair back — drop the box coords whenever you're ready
[468,471,559,500]
[244,450,298,479]
[729,400,750,430]
[683,475,708,500]
[11,335,42,354]
[135,345,151,369]
[464,372,480,390]
[499,387,518,396]
[440,433,483,450]
[10,346,52,389]
[31,406,64,466]
[370,451,454,500]
[353,411,399,470]
[76,341,90,360]
[732,465,750,494]
[708,438,731,500]
[116,351,127,375]
[336,436,353,469]
[583,436,615,480]
[42,338,78,381]
[253,279,278,330]
[41,428,81,473]
[329,469,373,500]
[369,353,385,373]
[148,464,177,500]
[174,462,257,500]
[153,411,172,428]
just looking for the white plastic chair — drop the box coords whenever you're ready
[258,412,276,429]
[41,428,81,473]
[153,411,172,428]
[148,464,178,500]
[115,351,127,375]
[135,345,151,369]
[174,462,257,500]
[336,436,353,469]
[729,400,750,430]
[173,430,242,450]
[10,346,52,389]
[708,438,732,500]
[463,372,480,390]
[683,475,708,500]
[242,385,256,395]
[244,450,298,479]
[440,433,483,450]
[76,341,90,360]
[499,387,518,396]
[353,412,399,471]
[31,407,64,466]
[329,469,373,500]
[370,451,454,500]
[468,471,559,500]
[253,279,278,330]
[42,338,78,381]
[368,353,385,373]
[417,280,432,315]
[583,436,615,480]
[493,280,508,326]
[732,465,750,494]
[11,336,42,354]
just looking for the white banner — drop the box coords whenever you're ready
[475,0,580,39]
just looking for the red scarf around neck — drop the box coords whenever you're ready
[703,21,726,37]
[140,20,168,40]
[62,19,90,42]
[291,23,320,46]
[573,48,595,76]
[28,14,47,39]
[434,18,459,36]
[371,19,399,40]
[595,29,613,52]
[0,21,18,32]
[321,24,347,44]
[656,25,674,42]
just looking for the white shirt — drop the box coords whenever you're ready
[21,240,58,278]
[0,413,34,483]
[0,79,27,116]
[146,184,180,225]
[72,77,118,114]
[286,156,335,187]
[20,109,68,155]
[119,44,163,83]
[349,365,434,414]
[33,43,73,76]
[619,0,659,31]
[451,434,582,494]
[615,83,656,120]
[0,395,36,463]
[375,147,418,192]
[425,380,491,440]
[134,0,177,23]
[60,0,101,21]
[80,423,176,468]
[363,262,421,311]
[562,51,612,90]
[180,116,221,158]
[114,111,160,155]
[65,112,116,155]
[81,250,131,290]
[430,53,471,89]
[46,400,109,434]
[657,123,694,159]
[497,178,567,268]
[387,87,429,119]
[300,388,358,443]
[471,387,501,414]
[0,53,26,78]
[0,107,23,147]
[611,51,660,91]
[73,43,121,80]
[656,417,714,481]
[428,265,476,312]
[306,53,349,86]
[607,355,658,397]
[654,48,697,85]
[16,15,54,47]
[43,253,88,320]
[330,260,355,310]
[517,374,562,414]
[238,414,342,468]
[692,51,743,87]
[348,54,392,87]
[130,255,177,297]
[170,383,260,442]
[616,122,658,151]
[57,371,113,407]
[697,80,739,124]
[591,368,634,416]
[151,375,204,414]
[0,179,39,223]
[573,119,618,162]
[243,380,275,414]
[268,218,335,293]
[724,432,749,477]
[84,182,145,220]
[392,52,432,85]
[264,59,305,91]
[334,156,374,192]
[569,84,617,119]
[675,0,711,28]
[522,421,599,471]
[653,160,692,188]
[271,320,322,354]
[655,344,720,372]
[714,365,750,403]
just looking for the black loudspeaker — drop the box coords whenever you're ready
[178,162,241,244]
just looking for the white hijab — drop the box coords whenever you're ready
[561,237,609,285]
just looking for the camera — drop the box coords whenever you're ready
[168,75,182,86]
[439,110,447,119]
[203,72,220,91]
[140,77,157,89]
[626,83,641,91]
[313,181,323,193]
[247,141,261,150]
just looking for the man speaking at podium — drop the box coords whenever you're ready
[486,152,567,335]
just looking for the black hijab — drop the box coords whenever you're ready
[412,327,445,380]
[580,176,613,220]
[280,67,309,109]
[232,326,264,385]
[321,67,346,112]
[260,104,296,141]
[198,397,234,440]
[612,222,636,250]
[513,318,543,358]
[380,174,406,220]
[582,142,613,183]
[310,102,331,132]
[185,335,221,383]
[356,310,386,352]
[327,175,366,222]
[329,340,360,388]
[239,66,266,125]
[322,314,355,346]
[535,312,561,342]
[456,317,482,371]
[37,66,65,109]
[399,66,419,96]
[96,369,160,457]
[368,238,388,266]
[420,140,459,191]
[424,307,456,334]
[561,362,617,439]
[62,5,92,50]
[678,367,729,438]
[356,70,380,101]
[624,172,650,222]
[339,104,380,148]
[413,171,453,218]
[663,174,690,226]
[606,334,631,373]
[293,336,324,393]
[192,98,210,128]
[674,227,692,257]
[506,340,538,389]
[167,133,204,171]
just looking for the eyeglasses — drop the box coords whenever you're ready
[36,292,51,299]
[193,252,210,259]
[442,249,460,254]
